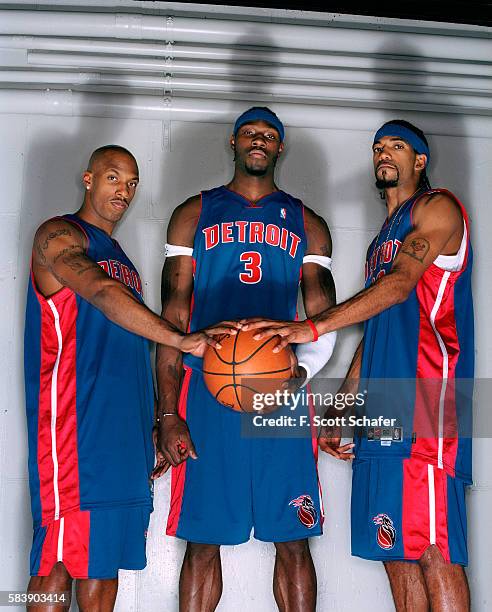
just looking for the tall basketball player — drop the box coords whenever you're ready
[155,107,337,611]
[24,145,237,611]
[246,120,474,611]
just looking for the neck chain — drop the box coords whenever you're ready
[371,187,422,279]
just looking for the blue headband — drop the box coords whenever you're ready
[233,108,285,142]
[373,124,430,166]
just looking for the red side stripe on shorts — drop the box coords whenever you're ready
[166,367,193,536]
[36,512,90,578]
[402,461,450,561]
[63,511,90,579]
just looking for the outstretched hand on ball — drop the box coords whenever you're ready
[180,320,243,357]
[241,318,317,351]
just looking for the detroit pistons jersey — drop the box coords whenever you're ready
[183,185,306,369]
[24,215,154,528]
[356,188,474,482]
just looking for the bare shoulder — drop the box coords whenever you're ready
[33,217,86,266]
[303,204,332,257]
[413,191,463,229]
[167,194,202,246]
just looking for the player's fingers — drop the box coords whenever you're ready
[253,327,281,341]
[319,439,339,457]
[166,438,187,466]
[206,326,238,336]
[151,458,170,479]
[205,335,223,350]
[161,447,179,467]
[244,319,280,331]
[187,437,198,460]
[338,442,355,453]
[336,450,355,461]
[272,333,291,352]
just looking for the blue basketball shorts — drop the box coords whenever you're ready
[30,505,151,579]
[351,457,468,565]
[166,367,323,545]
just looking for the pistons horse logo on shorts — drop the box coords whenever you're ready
[373,513,396,550]
[289,494,318,529]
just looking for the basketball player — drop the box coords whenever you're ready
[155,107,337,611]
[25,145,238,611]
[246,120,473,610]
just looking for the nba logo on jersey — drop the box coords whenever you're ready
[280,207,287,219]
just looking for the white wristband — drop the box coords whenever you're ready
[302,254,332,270]
[165,243,194,257]
[297,330,337,388]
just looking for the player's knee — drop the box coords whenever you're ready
[185,542,221,565]
[274,539,310,562]
[29,562,72,593]
[419,544,446,571]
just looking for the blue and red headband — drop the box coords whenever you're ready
[233,107,285,142]
[373,123,430,166]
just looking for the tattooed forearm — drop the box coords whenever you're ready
[401,237,430,263]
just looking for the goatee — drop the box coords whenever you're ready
[375,177,399,189]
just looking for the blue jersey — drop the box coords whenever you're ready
[24,215,154,527]
[355,189,474,482]
[184,185,306,369]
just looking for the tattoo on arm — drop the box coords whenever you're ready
[401,237,430,263]
[61,254,99,276]
[41,228,71,250]
[35,227,74,265]
[53,244,85,264]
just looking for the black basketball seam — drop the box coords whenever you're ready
[211,334,280,365]
[216,382,265,413]
[232,331,242,411]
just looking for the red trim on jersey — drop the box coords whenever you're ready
[410,189,470,269]
[166,366,193,536]
[37,289,80,525]
[414,266,460,476]
[62,215,91,252]
[222,185,278,208]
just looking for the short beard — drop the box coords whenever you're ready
[375,177,399,189]
[375,167,399,190]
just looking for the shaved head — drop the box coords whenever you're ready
[87,145,138,173]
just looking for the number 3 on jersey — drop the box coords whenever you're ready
[239,251,262,284]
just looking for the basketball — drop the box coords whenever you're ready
[203,328,293,412]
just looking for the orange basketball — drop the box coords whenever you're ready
[203,328,293,412]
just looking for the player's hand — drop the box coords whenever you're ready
[241,318,316,351]
[151,425,171,479]
[282,350,307,393]
[180,321,242,357]
[153,414,198,472]
[318,407,355,461]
